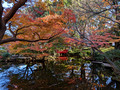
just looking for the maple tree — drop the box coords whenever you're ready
[6,0,77,59]
[8,14,65,58]
[0,0,64,45]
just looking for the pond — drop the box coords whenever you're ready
[0,59,119,90]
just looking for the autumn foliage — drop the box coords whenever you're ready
[7,1,76,58]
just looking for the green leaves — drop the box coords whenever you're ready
[63,0,72,7]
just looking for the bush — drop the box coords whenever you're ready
[93,52,104,61]
[2,52,10,59]
[105,49,120,62]
[93,49,120,62]
[114,60,120,69]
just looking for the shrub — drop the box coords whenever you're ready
[93,49,120,64]
[105,49,120,62]
[2,52,10,60]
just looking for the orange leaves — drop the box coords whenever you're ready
[2,34,12,40]
[110,39,120,42]
[7,0,75,42]
[38,14,59,23]
[12,13,66,41]
[6,0,77,57]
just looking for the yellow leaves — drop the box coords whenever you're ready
[80,16,87,20]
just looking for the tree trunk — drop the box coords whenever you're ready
[0,23,6,41]
[115,42,120,49]
[0,1,6,41]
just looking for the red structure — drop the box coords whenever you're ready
[56,49,68,54]
[58,56,68,61]
[56,49,68,61]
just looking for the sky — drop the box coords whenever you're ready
[3,2,13,8]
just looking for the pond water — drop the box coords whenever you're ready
[0,60,119,90]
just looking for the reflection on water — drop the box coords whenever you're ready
[0,60,119,90]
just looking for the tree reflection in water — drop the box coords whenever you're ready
[5,60,120,90]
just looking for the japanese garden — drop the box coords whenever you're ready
[0,0,120,89]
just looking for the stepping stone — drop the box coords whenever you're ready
[102,63,112,67]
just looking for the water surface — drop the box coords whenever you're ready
[0,61,119,90]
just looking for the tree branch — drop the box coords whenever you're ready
[88,8,112,18]
[0,38,48,45]
[15,25,31,35]
[98,14,120,24]
[0,30,64,44]
[3,0,27,24]
[15,24,42,35]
